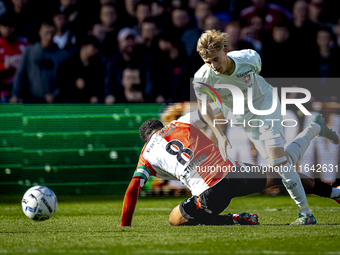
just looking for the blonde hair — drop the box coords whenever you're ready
[196,29,228,59]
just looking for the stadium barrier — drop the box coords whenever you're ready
[0,104,165,195]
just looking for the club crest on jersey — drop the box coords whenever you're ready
[243,75,251,84]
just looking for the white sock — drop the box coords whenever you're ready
[285,123,320,166]
[272,157,311,216]
[330,188,340,198]
[300,208,312,216]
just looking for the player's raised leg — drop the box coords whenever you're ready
[284,114,340,205]
[285,114,339,168]
[264,138,315,225]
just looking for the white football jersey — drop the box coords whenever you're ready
[193,49,274,123]
[134,112,235,196]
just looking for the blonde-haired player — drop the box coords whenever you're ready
[193,29,339,225]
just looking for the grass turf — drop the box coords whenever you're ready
[1,194,340,255]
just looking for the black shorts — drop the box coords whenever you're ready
[179,164,267,221]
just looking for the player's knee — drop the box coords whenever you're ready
[169,205,186,226]
[169,210,179,226]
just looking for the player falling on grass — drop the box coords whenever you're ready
[192,29,340,225]
[118,110,340,227]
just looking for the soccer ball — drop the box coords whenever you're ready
[21,186,58,221]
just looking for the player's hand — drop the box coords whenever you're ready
[90,96,99,104]
[75,78,85,90]
[217,135,232,161]
[155,95,165,103]
[105,95,116,104]
[9,96,19,103]
[44,93,54,103]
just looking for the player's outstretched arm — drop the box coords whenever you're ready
[119,177,144,227]
[197,100,231,160]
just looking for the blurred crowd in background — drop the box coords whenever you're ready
[0,0,339,104]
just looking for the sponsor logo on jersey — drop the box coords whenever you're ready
[223,85,252,99]
[236,70,252,78]
[190,154,207,168]
[157,123,176,138]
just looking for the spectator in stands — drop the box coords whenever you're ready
[133,1,152,37]
[10,21,69,103]
[334,17,340,48]
[240,0,292,34]
[139,18,165,103]
[315,28,340,101]
[150,0,171,32]
[240,15,266,52]
[316,29,336,76]
[205,0,232,28]
[124,0,137,18]
[151,0,164,17]
[104,27,155,104]
[121,0,138,28]
[308,0,323,26]
[99,3,120,58]
[140,18,159,50]
[155,33,190,103]
[52,10,77,50]
[170,8,193,40]
[0,13,29,103]
[308,0,335,27]
[291,0,319,43]
[261,22,296,78]
[194,1,212,30]
[57,36,104,103]
[178,7,202,58]
[188,0,199,10]
[8,0,40,43]
[0,0,7,17]
[224,21,253,52]
[202,15,221,31]
[91,23,106,45]
[290,0,319,76]
[121,67,144,103]
[59,0,89,40]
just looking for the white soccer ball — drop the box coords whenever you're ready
[21,186,58,221]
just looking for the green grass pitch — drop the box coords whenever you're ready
[1,194,340,255]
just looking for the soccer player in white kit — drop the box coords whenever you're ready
[193,30,340,225]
